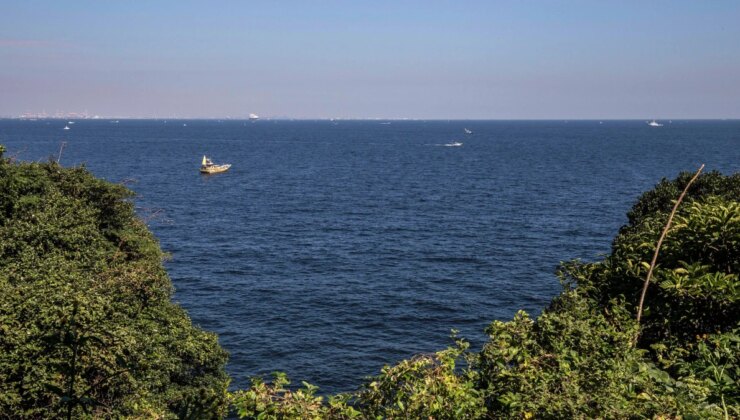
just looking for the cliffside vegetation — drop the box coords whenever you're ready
[1,143,737,418]
[0,146,229,418]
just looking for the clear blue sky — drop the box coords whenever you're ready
[2,1,739,119]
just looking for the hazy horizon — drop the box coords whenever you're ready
[2,1,740,119]
[2,117,739,121]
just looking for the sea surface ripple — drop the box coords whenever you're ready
[1,119,738,393]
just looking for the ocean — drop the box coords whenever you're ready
[1,119,738,393]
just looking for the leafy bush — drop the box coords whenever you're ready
[0,147,229,418]
[354,336,485,419]
[231,338,484,420]
[555,170,740,417]
[478,294,648,418]
[565,175,739,347]
[623,170,740,230]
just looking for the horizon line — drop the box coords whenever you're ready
[1,117,739,121]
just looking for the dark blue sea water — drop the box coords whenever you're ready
[1,119,738,393]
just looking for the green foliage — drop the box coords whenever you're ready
[624,170,740,230]
[564,175,740,347]
[677,328,740,418]
[354,336,485,419]
[478,295,644,417]
[0,152,229,418]
[231,338,485,420]
[230,372,360,419]
[556,171,740,417]
[476,293,725,418]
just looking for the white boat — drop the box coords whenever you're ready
[249,113,259,121]
[648,120,663,127]
[445,141,463,147]
[63,125,70,130]
[68,121,75,124]
[464,128,472,134]
[200,155,231,174]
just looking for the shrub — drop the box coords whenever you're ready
[0,149,229,418]
[231,338,485,420]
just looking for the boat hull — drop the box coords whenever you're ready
[200,164,231,174]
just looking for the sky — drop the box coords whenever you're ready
[1,1,740,119]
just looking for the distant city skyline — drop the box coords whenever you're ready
[4,111,739,121]
[2,1,740,119]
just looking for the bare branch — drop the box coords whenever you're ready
[137,207,172,225]
[635,164,705,339]
[57,141,67,163]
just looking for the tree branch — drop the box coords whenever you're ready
[635,164,705,333]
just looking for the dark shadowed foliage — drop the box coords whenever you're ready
[0,145,229,418]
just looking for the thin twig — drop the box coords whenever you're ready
[635,164,705,330]
[119,177,138,185]
[137,207,172,225]
[57,141,67,163]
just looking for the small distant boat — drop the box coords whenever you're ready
[445,141,463,147]
[464,128,472,134]
[249,113,259,121]
[200,155,231,174]
[648,120,663,127]
[63,125,70,130]
[380,122,391,125]
[68,121,75,124]
[183,123,187,127]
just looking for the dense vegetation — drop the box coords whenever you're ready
[0,146,229,418]
[1,143,737,418]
